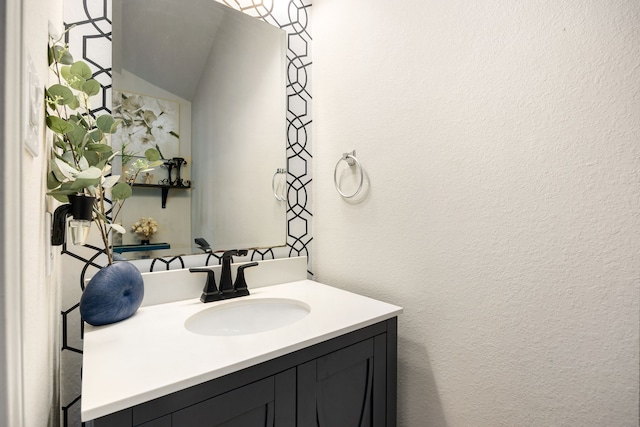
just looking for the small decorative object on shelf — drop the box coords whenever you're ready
[173,157,188,187]
[132,217,159,243]
[160,159,175,185]
[159,157,191,187]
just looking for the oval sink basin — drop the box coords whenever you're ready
[185,298,311,336]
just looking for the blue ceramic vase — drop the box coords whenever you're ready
[80,261,144,326]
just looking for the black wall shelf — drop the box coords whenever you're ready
[132,183,192,208]
[113,243,171,254]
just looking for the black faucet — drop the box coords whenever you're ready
[189,250,259,302]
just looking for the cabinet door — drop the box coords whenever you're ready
[172,369,295,427]
[297,336,387,427]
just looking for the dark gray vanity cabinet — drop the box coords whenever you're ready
[91,318,397,427]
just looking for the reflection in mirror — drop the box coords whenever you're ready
[112,0,287,259]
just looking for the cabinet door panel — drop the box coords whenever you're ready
[298,338,380,427]
[172,376,274,427]
[274,367,296,426]
[317,356,373,427]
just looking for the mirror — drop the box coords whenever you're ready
[111,0,288,259]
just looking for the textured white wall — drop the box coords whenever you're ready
[19,0,63,425]
[313,1,639,426]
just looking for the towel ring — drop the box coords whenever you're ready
[272,168,287,201]
[334,150,363,198]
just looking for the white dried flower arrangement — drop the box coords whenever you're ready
[131,217,159,239]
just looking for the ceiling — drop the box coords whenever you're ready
[113,0,225,100]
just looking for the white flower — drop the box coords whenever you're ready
[154,99,177,116]
[151,113,178,139]
[121,94,145,113]
[131,129,156,147]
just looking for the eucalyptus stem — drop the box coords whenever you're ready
[97,183,113,265]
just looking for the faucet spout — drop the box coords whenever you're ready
[219,249,247,296]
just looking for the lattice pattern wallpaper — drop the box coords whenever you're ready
[59,0,312,424]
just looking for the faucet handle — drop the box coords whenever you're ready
[233,262,259,297]
[189,268,222,303]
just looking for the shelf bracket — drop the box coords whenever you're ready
[161,187,169,208]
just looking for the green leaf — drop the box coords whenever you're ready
[59,50,74,65]
[84,150,100,167]
[110,119,123,133]
[75,166,102,180]
[68,95,80,110]
[50,155,67,182]
[48,46,55,66]
[70,61,92,80]
[144,148,160,162]
[62,68,86,91]
[88,129,102,143]
[78,132,92,153]
[61,150,76,166]
[61,68,84,90]
[53,135,66,150]
[70,113,90,129]
[54,157,78,179]
[47,183,77,203]
[48,84,75,105]
[86,143,112,153]
[46,116,74,134]
[66,122,87,147]
[48,192,71,203]
[82,79,101,97]
[70,177,100,191]
[111,182,132,201]
[51,45,73,65]
[77,156,89,171]
[47,171,62,190]
[96,115,116,134]
[60,66,71,81]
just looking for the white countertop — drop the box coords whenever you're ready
[81,279,402,421]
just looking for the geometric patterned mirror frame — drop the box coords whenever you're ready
[60,1,311,424]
